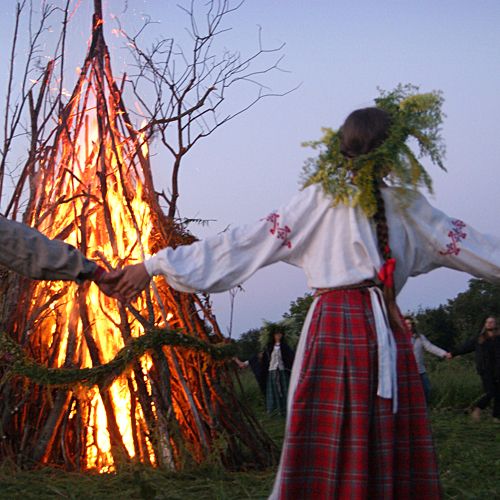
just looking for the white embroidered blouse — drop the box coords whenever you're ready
[144,184,500,411]
[144,184,500,292]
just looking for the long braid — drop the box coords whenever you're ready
[373,181,391,262]
[339,106,404,331]
[373,180,404,332]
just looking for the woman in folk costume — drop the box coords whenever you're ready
[112,85,500,498]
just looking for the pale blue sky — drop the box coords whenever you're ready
[1,1,499,336]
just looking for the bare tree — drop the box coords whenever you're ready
[119,0,291,217]
[0,1,73,217]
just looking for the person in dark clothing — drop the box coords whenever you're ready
[239,351,266,396]
[235,322,295,416]
[451,316,500,422]
[260,323,295,416]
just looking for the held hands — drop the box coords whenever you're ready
[233,357,248,369]
[92,268,123,298]
[108,263,151,302]
[90,263,151,302]
[89,265,122,298]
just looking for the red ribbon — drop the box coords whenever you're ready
[378,257,396,288]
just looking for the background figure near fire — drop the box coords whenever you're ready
[451,316,500,422]
[235,322,295,416]
[0,216,114,293]
[404,315,451,404]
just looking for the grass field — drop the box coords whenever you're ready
[0,360,499,499]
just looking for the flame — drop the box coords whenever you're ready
[4,9,236,474]
[25,95,164,471]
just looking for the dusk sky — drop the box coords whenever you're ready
[1,1,499,336]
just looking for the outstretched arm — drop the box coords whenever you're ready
[0,216,98,281]
[420,334,451,359]
[0,216,118,297]
[112,185,325,300]
[450,336,477,357]
[406,193,500,283]
[110,263,150,301]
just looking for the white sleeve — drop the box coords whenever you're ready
[143,186,321,293]
[408,193,500,283]
[420,334,447,358]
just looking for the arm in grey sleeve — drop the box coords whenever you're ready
[420,334,448,358]
[0,217,97,281]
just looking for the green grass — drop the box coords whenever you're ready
[0,461,277,500]
[0,366,498,499]
[428,356,483,409]
[432,410,500,499]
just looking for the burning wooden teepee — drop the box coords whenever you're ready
[0,1,276,471]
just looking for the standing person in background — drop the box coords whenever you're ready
[110,86,500,498]
[0,216,115,293]
[451,316,500,422]
[260,323,295,416]
[234,322,295,416]
[404,316,451,404]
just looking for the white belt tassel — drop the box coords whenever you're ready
[369,287,398,413]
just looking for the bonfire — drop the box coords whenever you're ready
[0,0,276,472]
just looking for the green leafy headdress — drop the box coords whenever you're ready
[301,84,446,216]
[259,320,299,351]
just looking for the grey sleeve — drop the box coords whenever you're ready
[420,334,447,358]
[0,217,97,281]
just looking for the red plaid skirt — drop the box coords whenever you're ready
[275,288,442,499]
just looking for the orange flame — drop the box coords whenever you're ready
[27,98,163,471]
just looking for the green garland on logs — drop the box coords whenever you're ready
[0,329,237,388]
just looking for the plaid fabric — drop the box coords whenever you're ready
[276,289,442,499]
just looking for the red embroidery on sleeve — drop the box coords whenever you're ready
[439,219,467,256]
[262,213,292,248]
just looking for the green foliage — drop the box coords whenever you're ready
[446,279,500,344]
[0,328,236,388]
[415,305,456,351]
[414,279,500,349]
[282,293,314,337]
[428,357,482,409]
[236,328,262,360]
[301,83,446,217]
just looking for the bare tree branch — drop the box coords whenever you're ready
[116,0,292,218]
